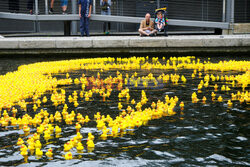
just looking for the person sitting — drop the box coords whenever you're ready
[155,11,165,31]
[138,13,157,37]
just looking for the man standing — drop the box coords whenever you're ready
[138,13,157,37]
[78,0,93,37]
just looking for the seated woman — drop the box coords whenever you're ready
[155,12,165,31]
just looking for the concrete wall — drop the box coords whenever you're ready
[0,35,249,54]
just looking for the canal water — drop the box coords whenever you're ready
[0,55,249,166]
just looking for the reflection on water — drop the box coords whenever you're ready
[0,55,249,166]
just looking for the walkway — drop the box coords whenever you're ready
[0,35,249,54]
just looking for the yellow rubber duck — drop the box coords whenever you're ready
[17,138,24,145]
[35,148,43,156]
[42,96,47,103]
[64,142,72,152]
[28,142,35,152]
[49,114,54,123]
[23,124,30,133]
[44,131,51,141]
[65,152,73,160]
[204,81,209,87]
[77,113,83,122]
[85,116,90,123]
[20,148,28,156]
[179,101,184,108]
[218,96,223,102]
[118,102,123,110]
[131,99,136,105]
[226,86,231,91]
[33,133,40,141]
[35,140,42,149]
[20,144,28,152]
[202,96,207,103]
[231,93,237,101]
[86,133,94,142]
[75,123,81,132]
[46,148,53,158]
[87,139,95,148]
[211,92,216,99]
[214,84,218,91]
[68,95,73,103]
[33,104,38,112]
[74,101,79,108]
[12,107,18,117]
[76,142,84,151]
[54,126,61,134]
[227,100,233,107]
[76,132,83,140]
[100,132,108,139]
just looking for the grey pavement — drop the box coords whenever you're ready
[0,35,249,54]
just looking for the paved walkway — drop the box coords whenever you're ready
[0,35,249,54]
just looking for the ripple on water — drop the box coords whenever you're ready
[236,136,248,141]
[206,154,233,164]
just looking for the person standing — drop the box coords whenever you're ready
[78,0,93,37]
[49,0,55,14]
[100,0,111,35]
[9,0,20,13]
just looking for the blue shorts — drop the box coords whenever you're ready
[61,0,68,6]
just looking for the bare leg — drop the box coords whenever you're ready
[50,0,54,8]
[157,24,160,30]
[62,6,67,12]
[149,29,157,35]
[138,29,149,36]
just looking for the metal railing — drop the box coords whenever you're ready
[0,0,240,34]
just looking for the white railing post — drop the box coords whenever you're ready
[93,0,96,14]
[222,0,226,22]
[45,0,49,15]
[231,0,234,33]
[71,0,77,35]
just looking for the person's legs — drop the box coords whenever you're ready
[148,29,157,37]
[80,16,85,36]
[61,0,68,13]
[51,0,54,9]
[149,29,157,35]
[27,0,34,14]
[108,22,111,32]
[85,17,90,36]
[138,29,149,36]
[103,22,106,33]
[49,0,55,13]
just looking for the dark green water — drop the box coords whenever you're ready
[0,55,249,167]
